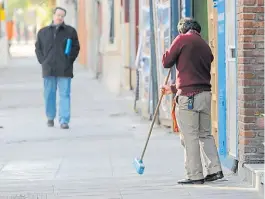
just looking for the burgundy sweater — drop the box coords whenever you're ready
[162,31,214,95]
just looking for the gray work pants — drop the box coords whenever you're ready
[176,91,222,180]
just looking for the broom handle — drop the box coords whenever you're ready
[140,69,171,160]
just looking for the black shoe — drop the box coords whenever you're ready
[60,123,69,129]
[47,120,54,127]
[205,171,224,182]
[178,178,205,184]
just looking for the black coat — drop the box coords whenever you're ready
[35,23,80,78]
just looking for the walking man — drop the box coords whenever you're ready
[35,7,80,129]
[161,18,223,184]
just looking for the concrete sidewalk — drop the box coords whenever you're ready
[0,56,261,199]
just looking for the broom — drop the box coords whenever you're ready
[133,70,172,175]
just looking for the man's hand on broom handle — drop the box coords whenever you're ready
[161,83,177,95]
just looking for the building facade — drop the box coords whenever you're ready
[180,0,264,172]
[77,0,138,94]
[76,0,264,173]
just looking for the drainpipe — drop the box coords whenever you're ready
[170,0,178,87]
[169,0,179,131]
[149,0,159,123]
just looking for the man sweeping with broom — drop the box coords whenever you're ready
[161,18,224,184]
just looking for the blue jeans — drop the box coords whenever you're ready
[43,77,71,124]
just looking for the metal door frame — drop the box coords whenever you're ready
[217,0,239,170]
[217,0,226,157]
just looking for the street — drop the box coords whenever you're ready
[0,44,261,199]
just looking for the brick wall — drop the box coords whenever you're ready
[237,0,264,164]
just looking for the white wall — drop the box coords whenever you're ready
[56,0,77,28]
[0,36,9,68]
[85,0,97,72]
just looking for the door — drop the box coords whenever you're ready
[207,0,218,146]
[225,0,237,158]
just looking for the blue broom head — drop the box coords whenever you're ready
[133,157,145,175]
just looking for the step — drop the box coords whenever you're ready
[244,164,264,197]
